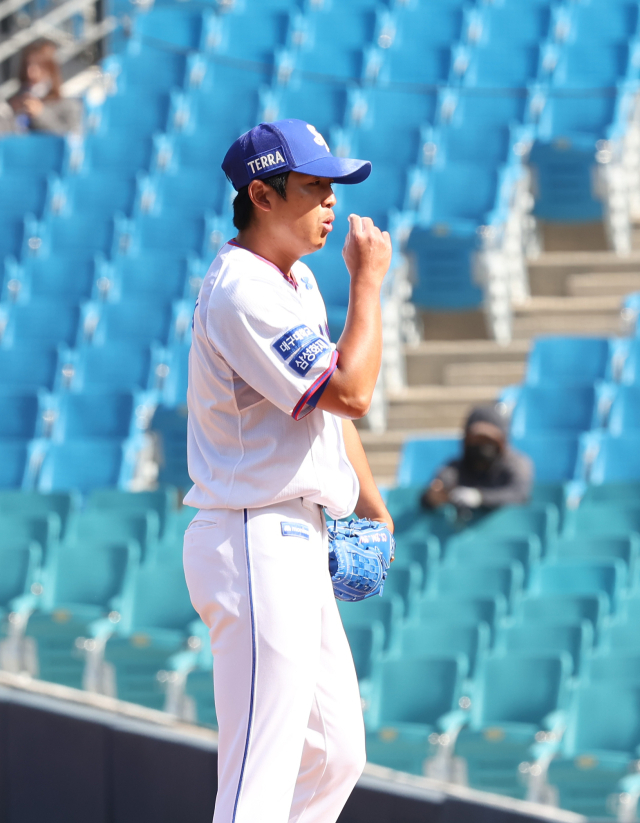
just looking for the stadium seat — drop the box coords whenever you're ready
[101,253,190,304]
[458,504,559,550]
[549,536,639,574]
[25,540,139,689]
[397,621,490,679]
[396,437,460,488]
[87,488,176,539]
[446,536,541,580]
[0,491,78,539]
[529,559,626,614]
[158,342,190,407]
[433,562,524,610]
[104,44,188,92]
[125,214,209,257]
[608,386,640,435]
[0,392,40,440]
[268,81,349,138]
[380,562,423,618]
[525,337,611,386]
[563,501,640,539]
[67,510,159,560]
[150,405,190,488]
[40,214,117,258]
[578,481,640,506]
[79,132,154,176]
[0,542,41,619]
[0,172,49,219]
[0,134,66,176]
[55,172,138,219]
[145,168,226,218]
[0,511,61,560]
[511,434,579,483]
[133,8,204,50]
[101,561,199,709]
[365,656,468,775]
[295,8,378,81]
[48,391,137,441]
[35,440,136,494]
[582,433,640,484]
[587,653,640,685]
[337,594,404,652]
[4,256,97,303]
[509,385,597,436]
[495,622,593,677]
[546,683,640,817]
[454,654,571,798]
[344,623,385,692]
[184,665,217,728]
[0,300,80,347]
[0,345,58,392]
[92,92,172,137]
[85,300,174,345]
[517,594,609,634]
[59,342,154,392]
[601,622,640,655]
[417,594,508,637]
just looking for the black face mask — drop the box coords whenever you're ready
[464,442,500,472]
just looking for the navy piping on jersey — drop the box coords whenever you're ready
[233,509,257,822]
[292,349,339,420]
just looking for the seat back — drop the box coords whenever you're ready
[526,337,610,386]
[0,543,41,608]
[399,620,490,677]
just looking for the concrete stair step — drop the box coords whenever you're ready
[567,272,640,298]
[360,429,459,486]
[443,360,526,386]
[528,251,640,297]
[405,339,529,386]
[512,295,622,338]
[386,385,501,431]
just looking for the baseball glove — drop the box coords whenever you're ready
[327,518,395,603]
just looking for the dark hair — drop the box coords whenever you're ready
[232,171,290,231]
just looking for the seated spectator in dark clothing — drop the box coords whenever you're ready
[2,39,82,135]
[422,404,533,513]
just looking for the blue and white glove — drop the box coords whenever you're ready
[327,518,395,603]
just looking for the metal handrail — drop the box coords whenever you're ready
[0,0,98,63]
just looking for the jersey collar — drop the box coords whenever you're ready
[227,239,298,291]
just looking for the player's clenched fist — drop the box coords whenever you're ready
[342,214,392,287]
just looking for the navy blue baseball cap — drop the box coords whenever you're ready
[222,119,371,191]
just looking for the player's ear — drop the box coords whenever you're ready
[248,179,273,214]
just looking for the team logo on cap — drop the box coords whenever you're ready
[245,146,287,177]
[307,124,330,152]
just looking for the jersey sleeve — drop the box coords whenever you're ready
[206,273,337,420]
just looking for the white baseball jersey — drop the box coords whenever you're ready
[184,241,359,519]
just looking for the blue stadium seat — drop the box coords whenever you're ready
[0,300,80,347]
[49,391,136,441]
[86,300,174,345]
[4,256,97,303]
[619,338,640,383]
[60,342,154,392]
[99,254,189,304]
[344,622,384,689]
[602,623,640,655]
[102,560,199,709]
[0,345,58,391]
[127,214,209,257]
[269,81,349,137]
[454,654,571,798]
[365,656,468,775]
[25,540,139,689]
[57,172,138,218]
[35,440,136,494]
[87,487,175,539]
[529,559,626,613]
[563,501,640,539]
[93,92,172,137]
[584,433,640,484]
[552,40,637,88]
[419,163,507,232]
[396,437,460,487]
[145,168,226,217]
[447,536,541,580]
[0,392,40,440]
[459,504,559,550]
[380,562,423,618]
[133,8,204,50]
[525,336,611,386]
[608,385,640,435]
[159,342,190,407]
[0,172,49,219]
[295,8,377,81]
[150,404,189,487]
[433,562,524,610]
[398,620,490,678]
[518,594,609,633]
[571,2,640,43]
[462,42,543,88]
[417,594,508,637]
[105,44,188,92]
[0,135,66,176]
[550,536,639,573]
[0,216,28,260]
[496,622,593,676]
[511,433,579,482]
[0,491,78,540]
[337,594,404,652]
[509,385,597,436]
[587,653,640,685]
[80,132,154,175]
[546,683,640,817]
[0,511,61,558]
[406,228,484,310]
[68,509,159,560]
[42,214,116,258]
[382,3,463,85]
[218,3,293,65]
[0,542,41,618]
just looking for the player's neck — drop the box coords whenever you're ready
[234,227,298,277]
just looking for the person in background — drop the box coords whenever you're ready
[4,39,82,135]
[422,404,533,514]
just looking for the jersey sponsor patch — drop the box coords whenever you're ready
[281,521,310,540]
[272,324,315,361]
[289,337,331,376]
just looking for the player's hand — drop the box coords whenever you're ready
[342,214,392,288]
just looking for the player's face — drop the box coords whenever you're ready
[271,172,337,255]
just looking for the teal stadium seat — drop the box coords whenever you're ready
[380,562,423,618]
[0,491,78,539]
[417,594,508,638]
[365,656,468,776]
[529,559,626,615]
[87,488,176,539]
[454,654,572,799]
[433,562,524,611]
[0,511,61,561]
[518,593,609,635]
[397,621,490,679]
[0,542,41,619]
[337,594,404,653]
[496,622,593,677]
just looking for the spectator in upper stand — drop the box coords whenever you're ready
[421,404,533,514]
[3,39,82,135]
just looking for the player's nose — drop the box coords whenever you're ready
[324,188,337,208]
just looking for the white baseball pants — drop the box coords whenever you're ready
[183,497,366,823]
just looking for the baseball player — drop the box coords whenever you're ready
[182,118,393,823]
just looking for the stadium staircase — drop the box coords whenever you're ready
[363,239,640,486]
